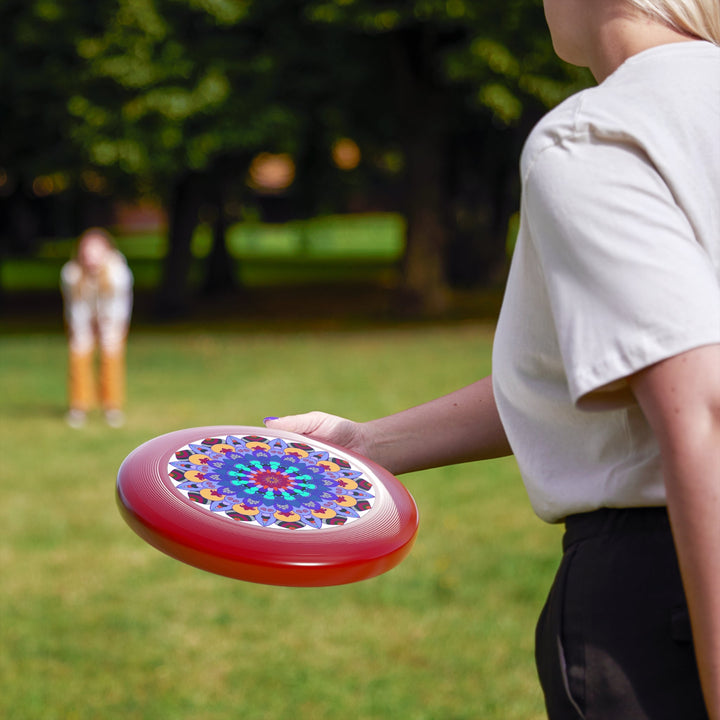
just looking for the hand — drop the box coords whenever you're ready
[264,411,370,457]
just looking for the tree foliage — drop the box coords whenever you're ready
[0,0,99,251]
[0,0,593,314]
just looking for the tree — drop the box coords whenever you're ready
[303,0,592,312]
[0,0,97,255]
[0,0,592,315]
[69,0,370,315]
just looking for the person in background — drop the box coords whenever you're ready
[265,0,720,717]
[60,227,133,428]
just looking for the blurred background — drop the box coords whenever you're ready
[0,2,590,718]
[0,0,591,325]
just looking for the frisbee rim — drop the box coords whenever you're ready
[116,425,419,586]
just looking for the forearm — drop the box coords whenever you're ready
[359,375,512,475]
[631,345,720,718]
[663,439,720,719]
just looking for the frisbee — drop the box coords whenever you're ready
[116,426,419,587]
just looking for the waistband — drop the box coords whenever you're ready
[563,506,670,552]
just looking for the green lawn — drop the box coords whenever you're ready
[0,323,560,719]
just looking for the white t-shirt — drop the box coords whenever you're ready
[61,250,134,353]
[492,41,720,523]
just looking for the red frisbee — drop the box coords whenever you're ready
[116,426,419,586]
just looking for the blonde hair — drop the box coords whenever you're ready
[78,227,115,252]
[627,0,720,44]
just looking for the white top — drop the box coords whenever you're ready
[492,41,720,523]
[61,250,133,353]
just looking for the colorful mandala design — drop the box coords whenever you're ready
[167,434,375,530]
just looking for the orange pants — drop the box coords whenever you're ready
[68,345,126,412]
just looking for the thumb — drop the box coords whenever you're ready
[263,411,359,449]
[263,411,329,436]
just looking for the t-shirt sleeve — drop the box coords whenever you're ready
[524,135,720,407]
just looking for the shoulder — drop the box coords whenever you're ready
[106,251,133,283]
[520,91,588,181]
[94,251,133,295]
[520,74,643,183]
[522,41,720,184]
[61,260,82,287]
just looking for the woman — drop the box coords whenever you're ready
[267,1,720,717]
[61,228,133,428]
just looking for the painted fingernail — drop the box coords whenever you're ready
[263,416,279,424]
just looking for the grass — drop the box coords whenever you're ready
[0,321,561,719]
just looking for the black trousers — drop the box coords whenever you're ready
[535,507,708,719]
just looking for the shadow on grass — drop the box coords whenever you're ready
[0,282,505,336]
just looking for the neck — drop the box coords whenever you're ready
[589,10,697,82]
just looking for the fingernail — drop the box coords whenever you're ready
[263,416,279,424]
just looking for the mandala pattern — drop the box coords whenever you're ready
[167,434,375,530]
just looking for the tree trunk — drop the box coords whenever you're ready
[392,28,451,316]
[156,171,203,319]
[202,182,237,297]
[402,130,450,314]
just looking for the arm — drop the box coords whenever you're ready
[266,375,512,475]
[630,344,720,719]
